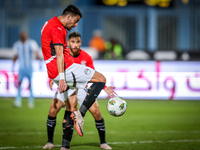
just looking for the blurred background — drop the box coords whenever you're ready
[0,0,200,100]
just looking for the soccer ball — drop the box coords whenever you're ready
[107,96,127,117]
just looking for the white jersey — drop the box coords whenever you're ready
[13,39,39,69]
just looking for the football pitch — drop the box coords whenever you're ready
[0,97,200,150]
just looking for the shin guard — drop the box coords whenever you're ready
[62,111,74,149]
[80,82,105,117]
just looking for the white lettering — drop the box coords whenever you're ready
[41,21,48,35]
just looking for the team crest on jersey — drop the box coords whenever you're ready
[84,68,91,75]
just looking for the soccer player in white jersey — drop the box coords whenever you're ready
[43,32,115,150]
[12,31,41,108]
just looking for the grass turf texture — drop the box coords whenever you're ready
[0,98,200,150]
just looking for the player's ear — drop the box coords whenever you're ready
[67,40,69,45]
[66,14,71,20]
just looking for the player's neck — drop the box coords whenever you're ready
[58,16,65,25]
[70,52,80,58]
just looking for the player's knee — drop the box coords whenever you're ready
[49,99,62,117]
[92,71,106,83]
[49,108,58,117]
[91,109,102,120]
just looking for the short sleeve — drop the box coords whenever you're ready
[31,40,39,52]
[86,55,95,70]
[49,26,65,45]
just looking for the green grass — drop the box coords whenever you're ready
[0,97,200,150]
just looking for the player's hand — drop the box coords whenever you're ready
[49,80,54,90]
[104,86,118,98]
[58,79,67,93]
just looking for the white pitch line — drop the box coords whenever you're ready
[0,145,62,149]
[0,139,200,149]
[108,139,200,145]
[0,130,199,135]
[0,131,95,135]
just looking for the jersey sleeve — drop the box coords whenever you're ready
[86,55,95,69]
[31,40,39,52]
[49,26,65,45]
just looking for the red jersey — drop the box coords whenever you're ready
[41,16,74,79]
[69,48,95,69]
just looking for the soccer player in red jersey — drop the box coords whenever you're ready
[43,32,115,150]
[41,5,114,150]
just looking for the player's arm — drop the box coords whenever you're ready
[86,53,117,97]
[12,43,18,74]
[54,45,67,93]
[103,86,118,97]
[50,26,67,93]
[12,55,18,71]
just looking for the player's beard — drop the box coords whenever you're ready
[64,24,73,31]
[65,24,75,31]
[65,26,72,31]
[71,48,80,56]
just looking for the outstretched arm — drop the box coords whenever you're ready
[103,86,118,97]
[12,54,18,74]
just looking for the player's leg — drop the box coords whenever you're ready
[70,70,106,136]
[27,69,34,108]
[61,92,77,150]
[44,89,74,149]
[75,89,110,149]
[76,88,111,149]
[89,101,112,149]
[43,97,65,149]
[78,71,106,117]
[13,69,23,107]
[44,89,77,150]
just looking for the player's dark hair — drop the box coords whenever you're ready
[68,31,81,39]
[62,4,82,18]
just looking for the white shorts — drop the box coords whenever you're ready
[76,88,87,106]
[54,88,87,106]
[53,63,95,89]
[53,87,78,102]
